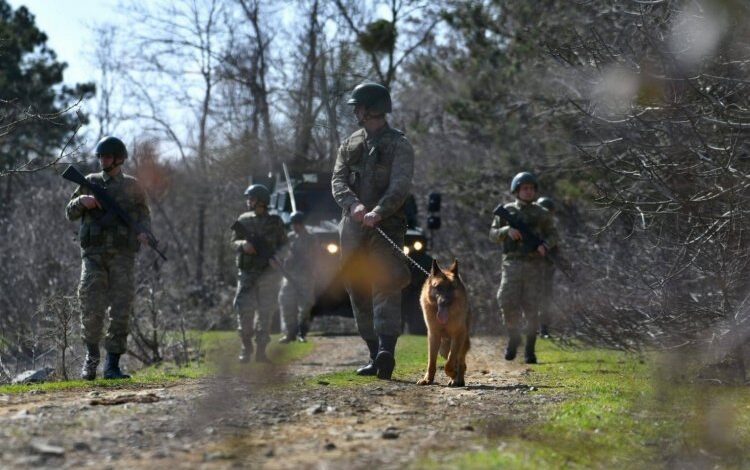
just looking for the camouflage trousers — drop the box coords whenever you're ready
[278,276,315,336]
[340,217,411,341]
[78,252,135,354]
[539,261,555,326]
[234,268,281,347]
[496,258,543,334]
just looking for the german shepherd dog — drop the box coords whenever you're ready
[417,259,471,387]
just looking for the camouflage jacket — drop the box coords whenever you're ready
[278,230,316,273]
[331,124,414,223]
[65,171,151,256]
[231,211,287,272]
[489,200,559,261]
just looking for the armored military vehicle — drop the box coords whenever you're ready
[267,169,440,334]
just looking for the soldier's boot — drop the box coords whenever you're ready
[375,335,397,380]
[238,337,253,363]
[255,343,270,363]
[278,332,295,344]
[504,330,521,361]
[355,340,379,376]
[103,353,131,380]
[81,343,100,381]
[524,334,538,364]
[540,324,550,338]
[297,322,310,342]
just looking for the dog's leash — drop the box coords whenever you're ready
[375,227,431,277]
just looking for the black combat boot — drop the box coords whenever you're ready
[103,352,131,379]
[255,343,270,363]
[504,330,521,361]
[238,337,253,363]
[278,332,295,344]
[81,343,100,380]
[524,334,538,364]
[356,340,379,376]
[374,335,397,380]
[298,322,310,342]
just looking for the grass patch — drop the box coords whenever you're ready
[0,331,314,395]
[436,340,750,469]
[309,334,429,387]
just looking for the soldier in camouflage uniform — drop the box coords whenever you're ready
[277,211,316,343]
[490,172,558,364]
[66,136,152,380]
[231,184,287,363]
[331,82,414,380]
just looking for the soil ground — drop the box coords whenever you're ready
[0,336,560,469]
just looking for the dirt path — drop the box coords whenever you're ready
[0,337,560,469]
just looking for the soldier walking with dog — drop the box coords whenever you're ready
[231,184,287,363]
[277,211,316,343]
[490,172,559,364]
[331,82,414,380]
[65,136,152,380]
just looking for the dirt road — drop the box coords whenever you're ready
[0,336,557,469]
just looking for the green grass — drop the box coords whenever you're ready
[0,331,314,395]
[308,334,428,387]
[437,340,750,469]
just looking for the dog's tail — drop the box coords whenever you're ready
[439,337,450,359]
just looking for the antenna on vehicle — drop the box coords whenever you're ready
[282,162,297,213]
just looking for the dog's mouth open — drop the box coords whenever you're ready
[437,302,450,325]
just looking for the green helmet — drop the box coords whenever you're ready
[95,136,127,159]
[244,184,270,205]
[347,82,392,114]
[510,172,538,193]
[290,211,306,224]
[537,196,555,211]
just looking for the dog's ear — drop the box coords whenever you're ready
[449,259,459,275]
[430,259,441,277]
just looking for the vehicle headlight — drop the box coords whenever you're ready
[403,246,410,255]
[326,243,339,254]
[413,241,424,251]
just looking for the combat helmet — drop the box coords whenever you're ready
[95,136,128,159]
[244,184,271,205]
[510,172,538,193]
[347,82,392,114]
[289,211,306,224]
[537,197,555,211]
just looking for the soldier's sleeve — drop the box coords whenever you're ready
[133,180,152,233]
[276,219,288,253]
[541,211,559,249]
[372,137,414,218]
[65,185,86,221]
[331,142,361,212]
[489,215,510,243]
[230,219,245,253]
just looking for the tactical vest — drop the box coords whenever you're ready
[340,127,407,219]
[502,203,547,260]
[79,173,139,252]
[235,213,284,271]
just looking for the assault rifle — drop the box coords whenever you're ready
[492,204,573,280]
[230,220,306,293]
[62,165,167,261]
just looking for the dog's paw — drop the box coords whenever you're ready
[416,377,433,386]
[448,379,465,387]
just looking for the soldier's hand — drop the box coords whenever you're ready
[350,203,366,222]
[537,244,548,257]
[137,233,150,246]
[508,228,523,241]
[363,211,382,228]
[243,241,256,254]
[79,195,101,210]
